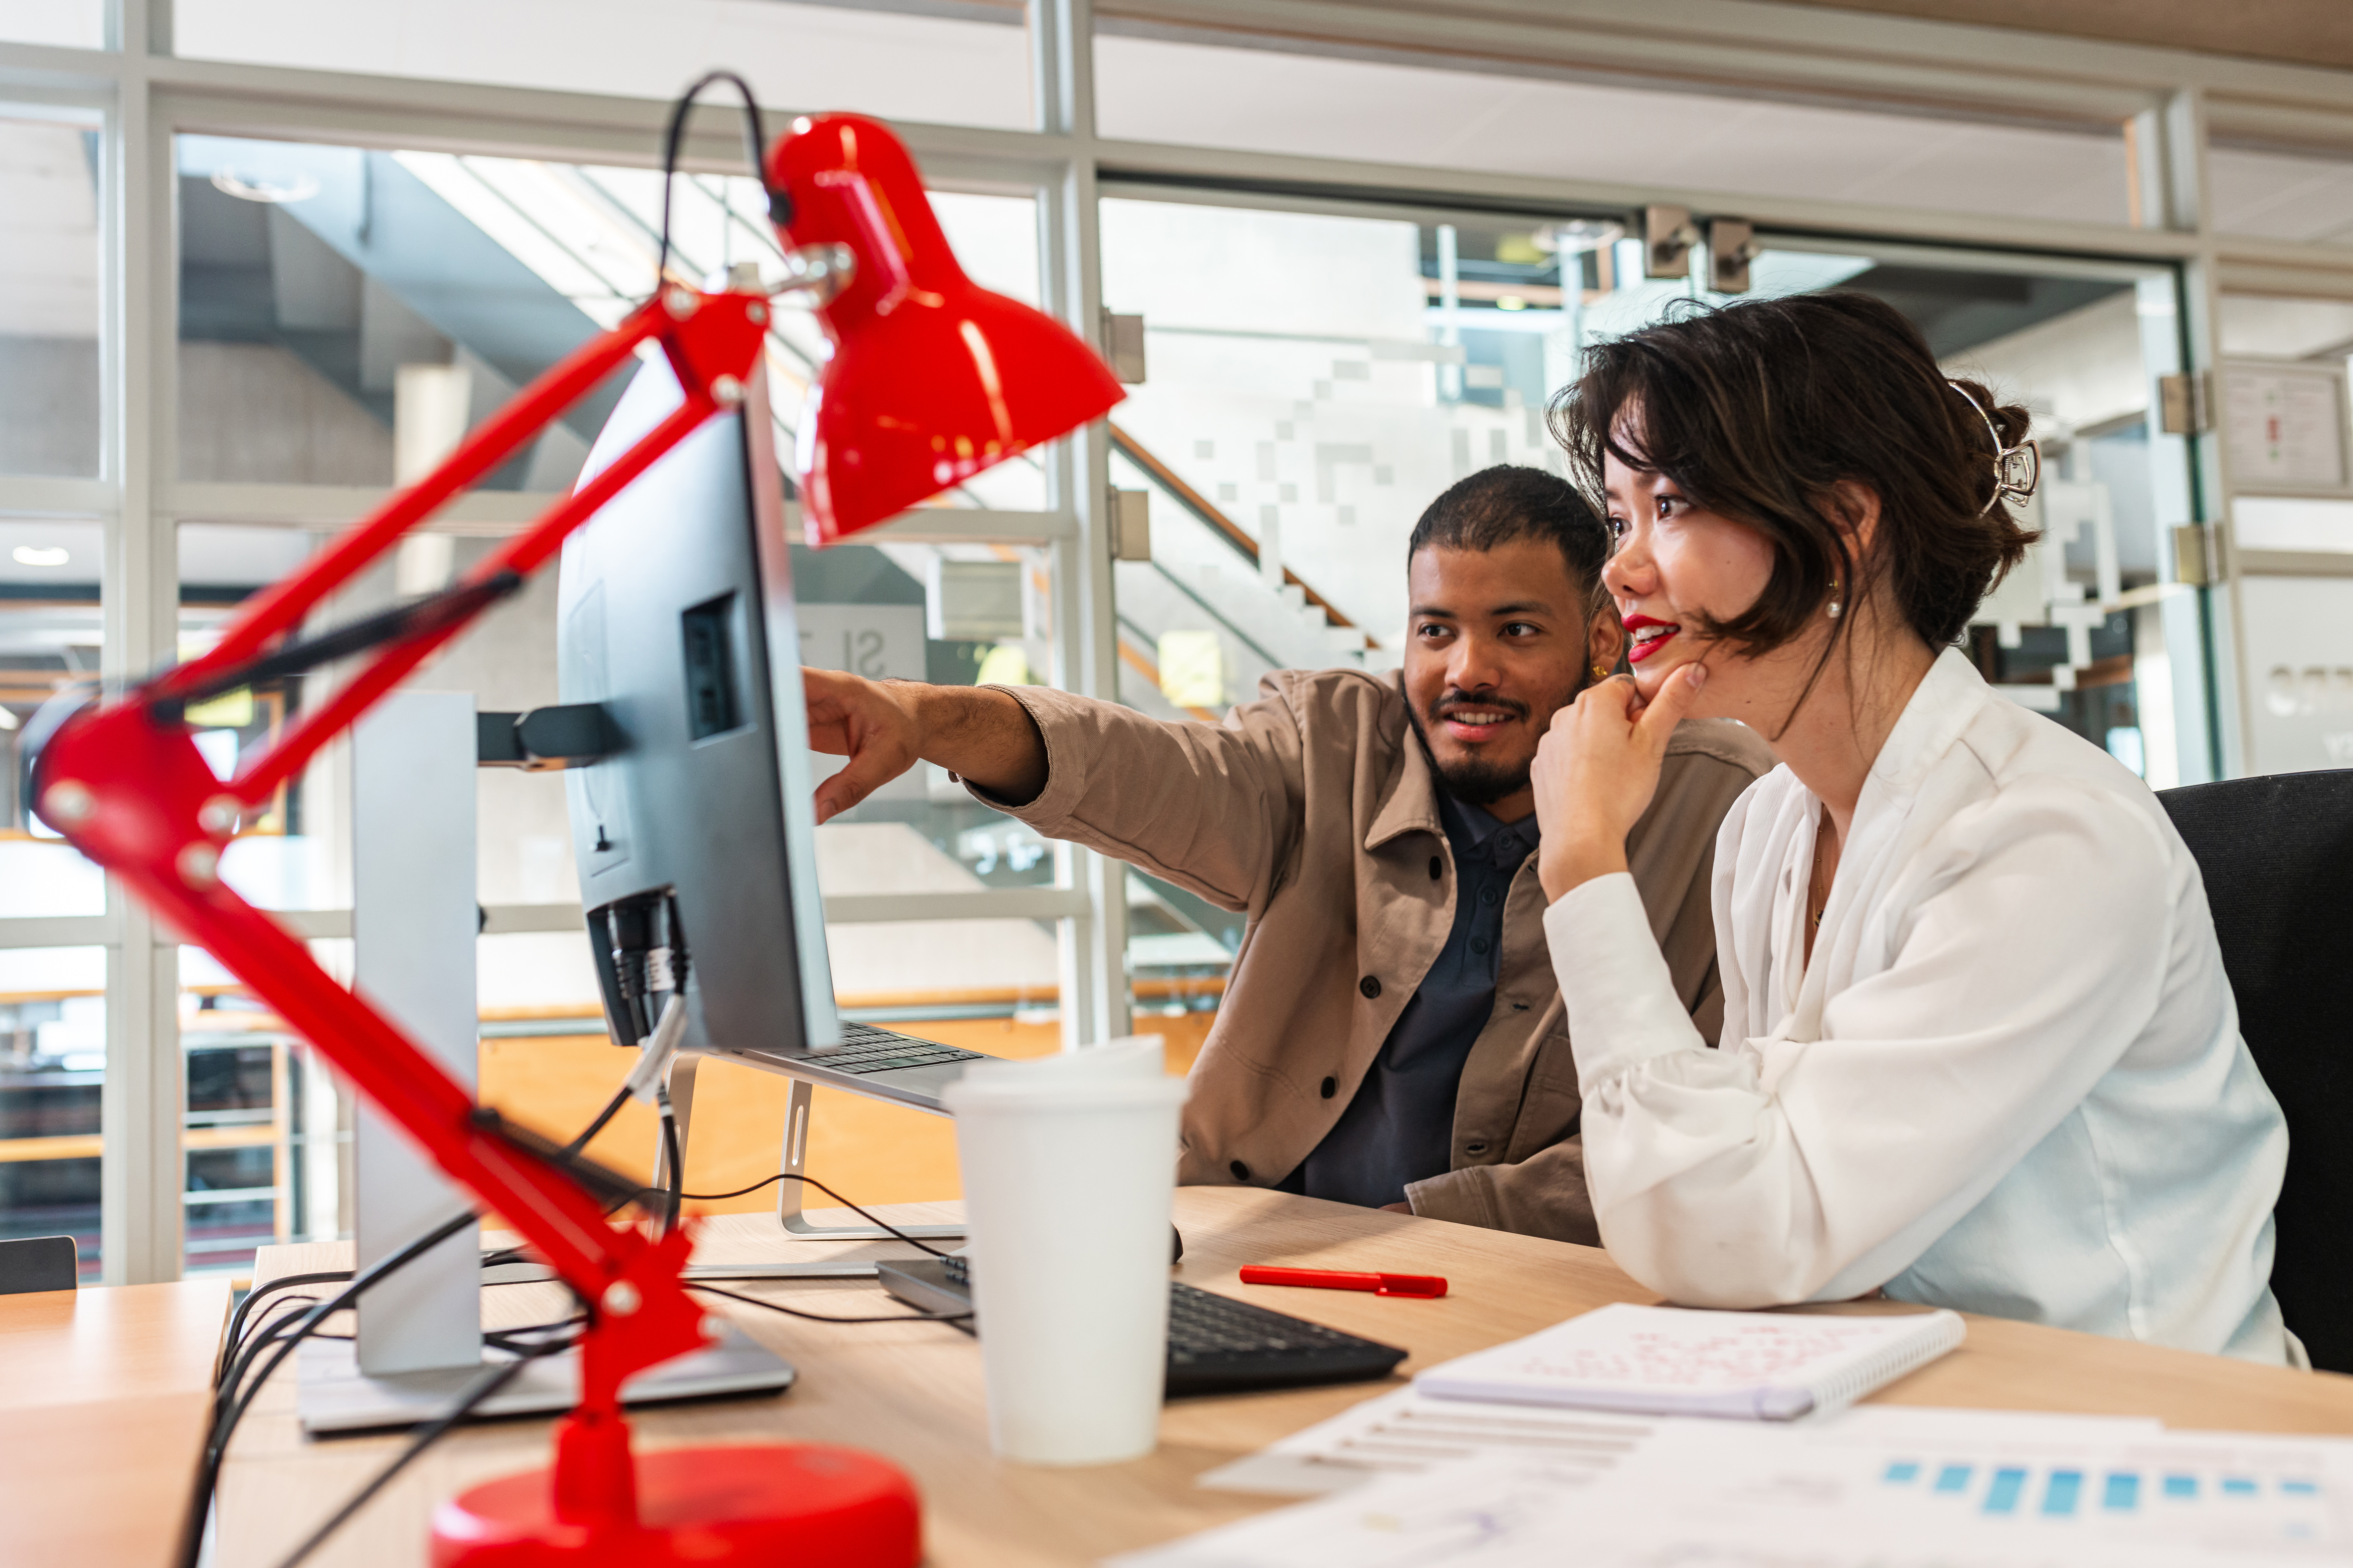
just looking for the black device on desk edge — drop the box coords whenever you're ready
[876,1255,1407,1397]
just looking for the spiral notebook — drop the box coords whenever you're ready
[1415,1302,1966,1421]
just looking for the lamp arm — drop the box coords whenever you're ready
[161,301,666,698]
[29,284,781,1432]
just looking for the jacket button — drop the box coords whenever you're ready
[1428,855,1442,880]
[1320,1076,1337,1098]
[1230,1159,1250,1181]
[1359,975,1381,999]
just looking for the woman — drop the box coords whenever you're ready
[1532,291,2293,1364]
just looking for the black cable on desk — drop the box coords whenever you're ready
[270,1321,583,1568]
[231,1074,642,1374]
[181,1207,481,1568]
[212,1209,478,1445]
[229,1296,322,1371]
[484,1313,590,1354]
[684,1280,970,1326]
[206,1056,748,1565]
[211,1148,940,1563]
[622,1171,958,1259]
[682,1173,793,1202]
[222,1272,351,1373]
[225,1236,592,1360]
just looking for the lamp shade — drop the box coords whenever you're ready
[767,114,1125,544]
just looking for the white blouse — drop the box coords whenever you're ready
[1547,648,2292,1363]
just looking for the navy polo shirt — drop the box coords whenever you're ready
[1278,792,1536,1208]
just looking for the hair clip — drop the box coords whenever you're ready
[1947,380,2039,518]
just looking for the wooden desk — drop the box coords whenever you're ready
[0,1276,232,1568]
[217,1189,2353,1567]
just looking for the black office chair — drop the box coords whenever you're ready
[2159,771,2353,1371]
[0,1235,78,1294]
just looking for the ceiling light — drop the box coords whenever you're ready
[1497,295,1528,312]
[1533,218,1626,256]
[0,708,18,732]
[212,168,321,204]
[12,546,70,567]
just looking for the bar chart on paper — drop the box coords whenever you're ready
[1671,1417,2353,1566]
[1139,1409,2353,1568]
[1868,1445,2337,1546]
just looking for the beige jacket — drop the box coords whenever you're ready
[980,668,1773,1244]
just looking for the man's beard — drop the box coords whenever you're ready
[1424,747,1529,806]
[1404,691,1536,807]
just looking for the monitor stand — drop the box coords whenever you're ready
[776,1074,967,1243]
[438,1049,975,1307]
[294,1317,796,1435]
[653,1057,966,1264]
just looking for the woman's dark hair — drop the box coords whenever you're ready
[1548,290,2036,654]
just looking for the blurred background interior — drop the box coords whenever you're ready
[5,0,2353,1285]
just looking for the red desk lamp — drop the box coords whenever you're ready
[775,113,1121,543]
[31,86,1121,1567]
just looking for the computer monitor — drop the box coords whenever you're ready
[557,355,840,1065]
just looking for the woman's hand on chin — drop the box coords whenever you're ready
[1533,661,1709,901]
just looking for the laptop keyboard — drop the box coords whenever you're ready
[807,1020,988,1076]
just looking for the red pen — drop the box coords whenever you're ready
[1238,1265,1448,1299]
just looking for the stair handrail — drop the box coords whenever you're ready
[1108,423,1380,650]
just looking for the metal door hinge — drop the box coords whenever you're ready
[2158,372,2212,435]
[1111,488,1152,561]
[2171,522,2215,586]
[1708,218,1756,295]
[1643,205,1701,280]
[1103,312,1146,383]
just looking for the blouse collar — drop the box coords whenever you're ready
[1852,645,1995,832]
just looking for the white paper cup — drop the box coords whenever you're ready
[943,1043,1188,1466]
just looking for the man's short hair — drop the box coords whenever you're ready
[1406,465,1610,604]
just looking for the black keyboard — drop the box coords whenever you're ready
[802,1021,989,1077]
[877,1254,1408,1398]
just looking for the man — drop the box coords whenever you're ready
[804,466,1772,1243]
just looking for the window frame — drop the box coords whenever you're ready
[0,0,2348,1279]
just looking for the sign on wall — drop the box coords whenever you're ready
[2222,364,2349,494]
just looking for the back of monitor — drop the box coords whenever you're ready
[556,356,839,1060]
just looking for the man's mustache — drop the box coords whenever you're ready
[1430,692,1530,722]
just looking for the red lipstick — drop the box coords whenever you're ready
[1623,613,1680,666]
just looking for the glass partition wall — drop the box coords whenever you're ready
[0,0,2331,1280]
[0,105,109,1275]
[1101,189,2210,1012]
[148,122,1076,1271]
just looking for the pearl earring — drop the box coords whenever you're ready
[1826,579,1843,620]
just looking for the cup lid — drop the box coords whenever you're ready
[942,1071,1189,1114]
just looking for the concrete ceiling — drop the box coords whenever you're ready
[1772,0,2353,74]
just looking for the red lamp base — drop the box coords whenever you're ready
[430,1444,922,1568]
